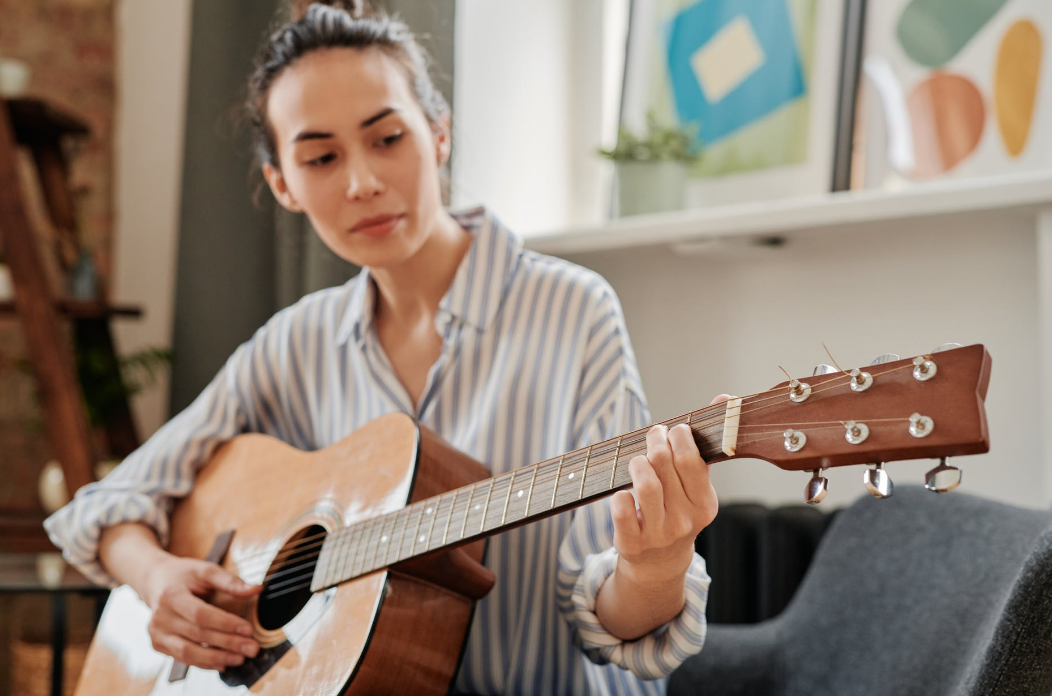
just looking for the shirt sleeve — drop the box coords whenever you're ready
[43,315,301,588]
[555,283,711,680]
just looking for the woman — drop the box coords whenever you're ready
[45,2,719,694]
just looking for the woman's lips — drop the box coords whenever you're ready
[351,213,405,238]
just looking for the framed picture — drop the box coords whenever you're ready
[619,0,849,208]
[850,0,1052,190]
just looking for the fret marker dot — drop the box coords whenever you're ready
[418,535,426,543]
[380,535,388,543]
[425,507,433,514]
[568,472,575,480]
[517,490,524,497]
[474,504,481,510]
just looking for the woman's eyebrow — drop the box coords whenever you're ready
[360,106,400,128]
[291,107,402,144]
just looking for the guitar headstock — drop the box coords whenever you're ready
[730,343,991,503]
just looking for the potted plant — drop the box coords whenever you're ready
[598,112,702,217]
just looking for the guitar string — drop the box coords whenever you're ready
[244,365,920,579]
[251,418,911,582]
[254,415,918,590]
[238,363,921,579]
[235,362,918,571]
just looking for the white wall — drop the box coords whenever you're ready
[112,0,194,437]
[565,212,1047,510]
[452,0,621,233]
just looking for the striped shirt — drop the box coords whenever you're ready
[44,207,710,695]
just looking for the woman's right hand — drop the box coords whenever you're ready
[142,555,263,671]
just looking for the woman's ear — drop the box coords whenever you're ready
[262,163,303,212]
[433,116,451,166]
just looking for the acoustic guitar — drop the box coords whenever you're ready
[73,344,992,695]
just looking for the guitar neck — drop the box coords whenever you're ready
[313,402,731,591]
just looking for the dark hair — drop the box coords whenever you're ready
[246,0,450,169]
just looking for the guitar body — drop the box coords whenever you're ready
[74,413,492,696]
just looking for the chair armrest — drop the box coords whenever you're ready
[668,623,783,696]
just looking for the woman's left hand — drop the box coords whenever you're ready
[609,395,728,587]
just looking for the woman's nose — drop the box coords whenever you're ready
[344,158,383,201]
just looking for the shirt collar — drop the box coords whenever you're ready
[335,206,523,347]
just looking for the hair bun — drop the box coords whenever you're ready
[290,0,369,21]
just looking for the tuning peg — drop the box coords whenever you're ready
[813,364,839,376]
[932,342,963,353]
[870,353,900,365]
[924,458,962,493]
[805,469,829,505]
[863,463,893,498]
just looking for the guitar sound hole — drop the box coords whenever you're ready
[257,524,326,631]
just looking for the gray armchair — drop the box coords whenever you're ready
[669,485,1052,696]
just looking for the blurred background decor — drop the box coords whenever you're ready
[852,0,1051,189]
[619,0,847,207]
[599,111,702,216]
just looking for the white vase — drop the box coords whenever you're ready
[0,264,12,301]
[614,160,687,217]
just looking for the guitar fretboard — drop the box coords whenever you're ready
[311,403,728,591]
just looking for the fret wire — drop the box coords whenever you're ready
[578,444,593,499]
[348,521,367,578]
[500,470,517,527]
[334,524,354,585]
[609,435,623,488]
[364,516,384,573]
[407,503,425,558]
[423,496,440,552]
[365,514,387,573]
[327,527,343,586]
[319,536,335,588]
[555,451,589,508]
[382,511,399,567]
[523,462,538,519]
[393,509,412,565]
[442,488,458,546]
[460,483,476,540]
[550,454,566,510]
[479,479,495,534]
[355,515,381,576]
[356,521,373,577]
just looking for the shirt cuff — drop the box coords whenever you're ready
[43,491,171,589]
[570,547,710,680]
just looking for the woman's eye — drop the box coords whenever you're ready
[306,153,335,167]
[380,132,403,147]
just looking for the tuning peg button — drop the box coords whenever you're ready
[788,379,812,403]
[813,364,839,376]
[844,421,870,445]
[870,353,900,365]
[925,458,962,493]
[864,463,893,498]
[909,413,934,438]
[805,470,828,505]
[849,368,873,392]
[783,429,807,452]
[913,356,937,381]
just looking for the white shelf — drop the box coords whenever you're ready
[523,170,1052,256]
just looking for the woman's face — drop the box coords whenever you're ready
[263,47,449,269]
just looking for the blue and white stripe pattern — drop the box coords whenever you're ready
[45,207,710,695]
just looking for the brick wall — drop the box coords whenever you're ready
[0,0,115,494]
[0,0,115,263]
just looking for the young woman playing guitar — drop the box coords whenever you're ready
[45,2,722,693]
